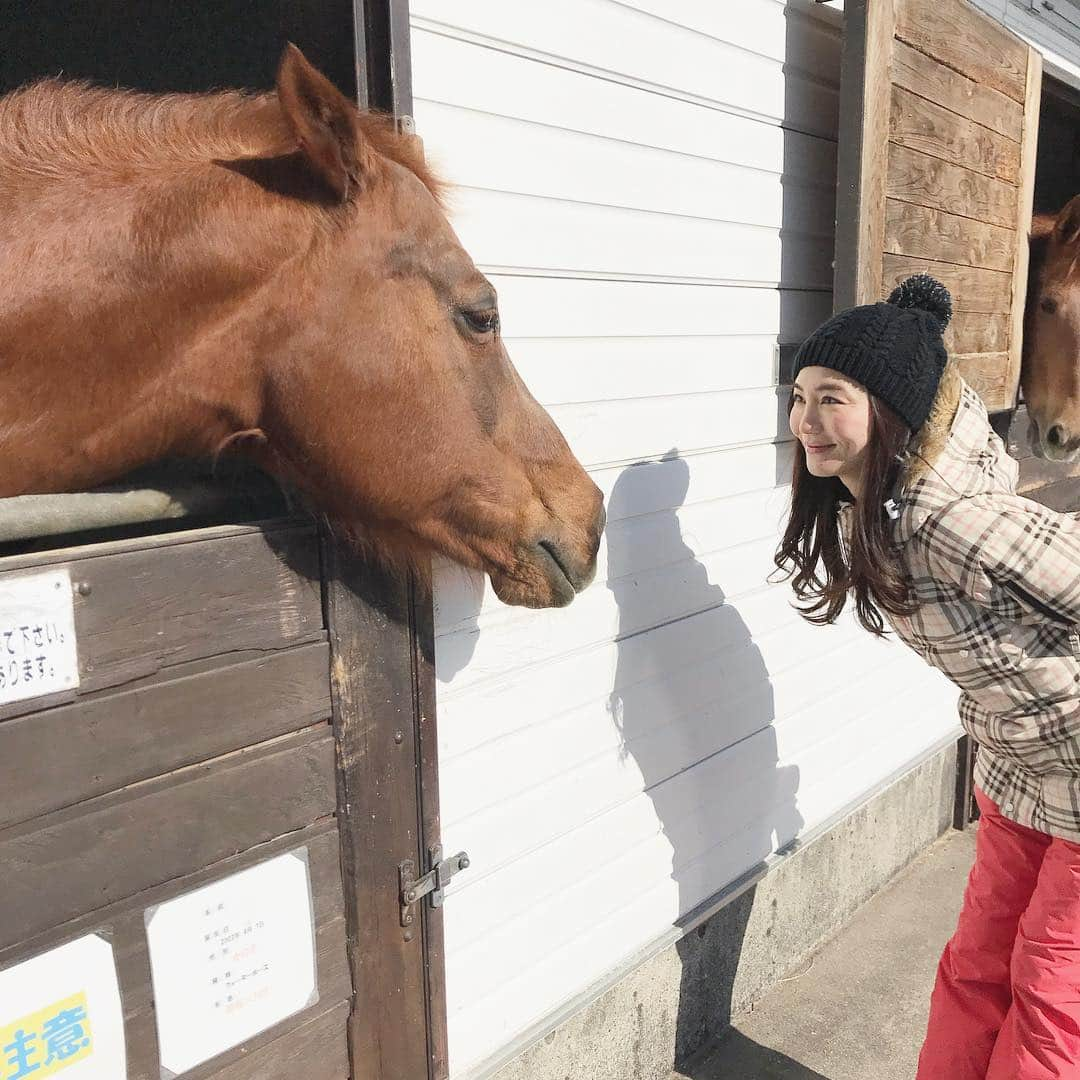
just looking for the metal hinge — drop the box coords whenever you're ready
[399,845,470,927]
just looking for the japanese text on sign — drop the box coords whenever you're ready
[0,571,79,707]
[146,848,318,1076]
[0,936,125,1080]
[1,992,92,1079]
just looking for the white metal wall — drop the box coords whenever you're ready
[411,2,958,1074]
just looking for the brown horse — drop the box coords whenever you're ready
[1024,195,1080,461]
[0,46,604,608]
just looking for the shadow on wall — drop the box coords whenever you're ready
[605,452,803,1065]
[606,4,844,1066]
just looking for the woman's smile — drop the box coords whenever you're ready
[789,366,872,497]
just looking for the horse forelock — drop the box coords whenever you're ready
[0,79,442,203]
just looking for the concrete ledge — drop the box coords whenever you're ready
[488,741,959,1080]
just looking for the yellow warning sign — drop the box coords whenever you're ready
[1,991,93,1078]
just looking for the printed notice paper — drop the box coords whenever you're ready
[0,934,126,1080]
[145,847,318,1077]
[0,570,79,707]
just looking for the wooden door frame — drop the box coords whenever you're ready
[324,4,448,1077]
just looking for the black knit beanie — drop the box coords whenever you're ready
[792,274,953,433]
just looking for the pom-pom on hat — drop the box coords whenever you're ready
[792,273,952,432]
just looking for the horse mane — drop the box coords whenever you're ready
[0,78,441,202]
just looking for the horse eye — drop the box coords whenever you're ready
[462,308,499,336]
[1041,296,1058,315]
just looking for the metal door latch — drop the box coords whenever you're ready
[399,845,470,926]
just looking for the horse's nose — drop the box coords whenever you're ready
[1049,423,1067,450]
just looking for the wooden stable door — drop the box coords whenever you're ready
[0,0,448,1074]
[835,0,1042,414]
[0,520,447,1080]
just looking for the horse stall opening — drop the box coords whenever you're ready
[0,4,449,1080]
[1006,73,1080,508]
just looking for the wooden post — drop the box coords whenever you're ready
[953,735,978,830]
[321,534,446,1079]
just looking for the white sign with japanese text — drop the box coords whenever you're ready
[0,934,126,1080]
[0,570,79,707]
[145,848,318,1077]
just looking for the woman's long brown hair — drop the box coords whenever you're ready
[773,395,917,637]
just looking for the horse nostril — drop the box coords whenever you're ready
[1048,424,1066,448]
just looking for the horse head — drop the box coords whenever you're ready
[1024,195,1080,462]
[0,46,604,608]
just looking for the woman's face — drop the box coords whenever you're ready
[789,366,872,497]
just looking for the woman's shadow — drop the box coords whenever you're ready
[606,451,811,1072]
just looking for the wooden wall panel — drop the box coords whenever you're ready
[954,352,1012,402]
[891,39,1022,140]
[947,311,1010,355]
[893,0,1028,101]
[890,85,1019,182]
[884,199,1014,271]
[0,643,331,828]
[0,724,336,949]
[0,822,350,1080]
[837,0,1041,415]
[881,254,1013,313]
[0,521,325,715]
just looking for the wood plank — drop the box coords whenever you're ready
[0,822,351,1080]
[882,254,1012,314]
[1018,456,1080,497]
[322,535,439,1080]
[203,1002,350,1080]
[0,519,296,574]
[891,85,1020,183]
[1023,475,1080,512]
[895,0,1028,103]
[0,643,331,829]
[1011,407,1080,500]
[885,198,1014,272]
[953,352,1012,412]
[954,734,977,829]
[891,39,1022,141]
[834,0,896,307]
[886,145,1018,229]
[412,576,449,1080]
[0,522,324,697]
[946,311,1009,356]
[0,724,336,949]
[124,830,349,1079]
[1007,49,1042,410]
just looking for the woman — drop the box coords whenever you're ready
[775,274,1080,1079]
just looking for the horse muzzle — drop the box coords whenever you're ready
[1030,416,1080,462]
[490,502,606,609]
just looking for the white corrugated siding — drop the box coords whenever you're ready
[411,2,959,1073]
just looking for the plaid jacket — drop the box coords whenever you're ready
[884,372,1080,840]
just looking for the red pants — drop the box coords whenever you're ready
[917,789,1080,1079]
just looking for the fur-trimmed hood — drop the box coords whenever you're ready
[891,359,1019,544]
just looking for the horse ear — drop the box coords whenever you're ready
[276,43,370,200]
[1054,195,1080,246]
